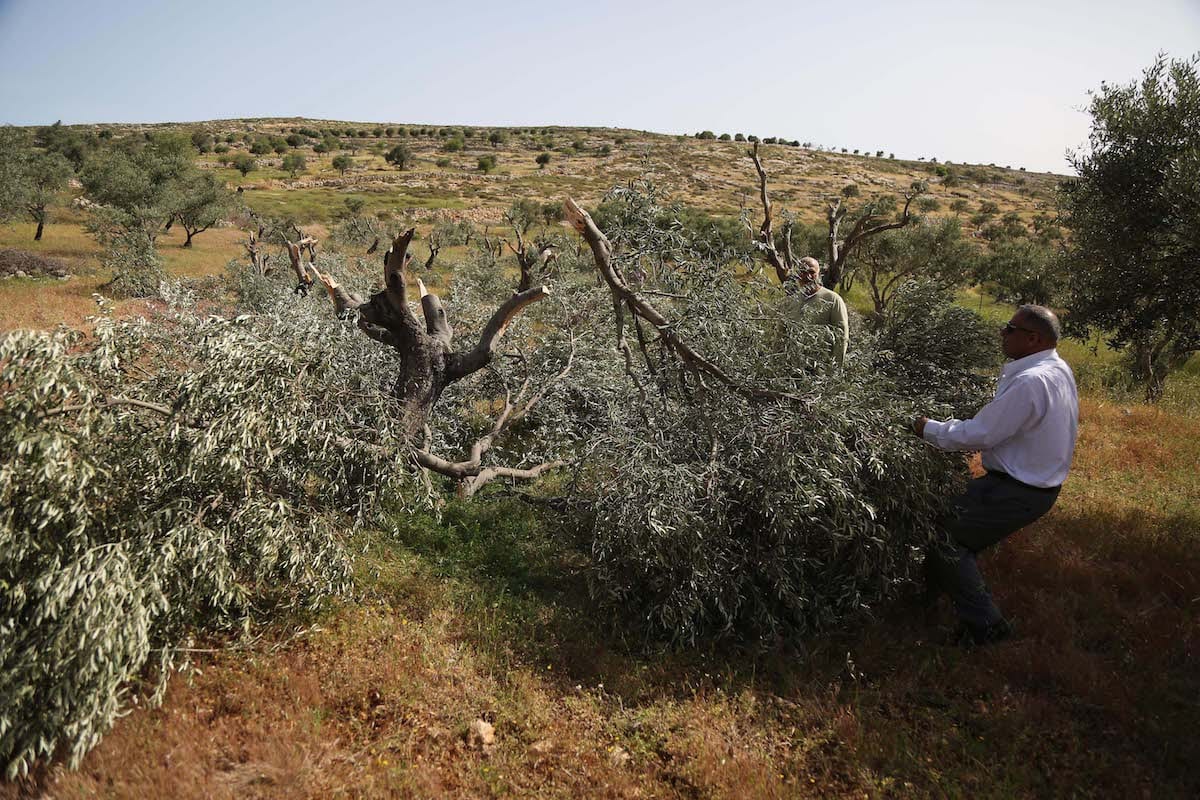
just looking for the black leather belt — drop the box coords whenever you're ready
[985,470,1061,493]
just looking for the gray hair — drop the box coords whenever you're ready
[1018,304,1061,343]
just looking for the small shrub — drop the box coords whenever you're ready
[536,152,551,169]
[435,157,452,168]
[100,231,166,298]
[477,154,497,174]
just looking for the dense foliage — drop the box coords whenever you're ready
[872,279,1001,416]
[565,187,997,644]
[1061,53,1200,400]
[0,292,422,778]
[1,171,1003,772]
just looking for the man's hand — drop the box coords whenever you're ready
[912,415,928,438]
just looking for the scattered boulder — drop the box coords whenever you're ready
[608,745,631,767]
[0,249,70,279]
[467,719,495,756]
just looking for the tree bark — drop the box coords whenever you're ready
[34,219,44,241]
[313,229,549,440]
[824,189,922,290]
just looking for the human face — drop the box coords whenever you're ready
[798,262,819,290]
[1000,313,1042,359]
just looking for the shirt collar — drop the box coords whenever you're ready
[1002,347,1058,379]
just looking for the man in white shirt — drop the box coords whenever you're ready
[913,304,1078,646]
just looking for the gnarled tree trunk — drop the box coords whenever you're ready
[313,229,549,440]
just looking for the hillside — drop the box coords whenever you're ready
[2,119,1198,800]
[0,119,1059,332]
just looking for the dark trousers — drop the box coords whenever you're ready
[928,472,1060,628]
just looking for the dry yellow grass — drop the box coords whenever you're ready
[16,386,1200,799]
[1,121,1194,799]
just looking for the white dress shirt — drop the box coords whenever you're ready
[922,348,1079,488]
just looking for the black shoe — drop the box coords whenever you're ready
[949,619,1012,648]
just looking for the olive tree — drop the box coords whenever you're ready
[0,127,75,240]
[281,152,307,177]
[172,170,237,248]
[748,143,925,290]
[384,143,412,170]
[850,216,978,314]
[1060,53,1200,401]
[80,134,193,246]
[232,152,257,177]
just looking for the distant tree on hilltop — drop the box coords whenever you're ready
[282,152,306,177]
[384,143,413,170]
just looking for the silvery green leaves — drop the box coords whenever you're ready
[0,300,420,778]
[582,374,967,647]
[560,188,996,646]
[870,279,1000,418]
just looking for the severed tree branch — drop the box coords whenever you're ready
[286,235,318,295]
[565,197,801,404]
[445,285,550,381]
[46,395,174,418]
[750,142,794,285]
[417,278,453,348]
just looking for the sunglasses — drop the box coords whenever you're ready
[1001,322,1038,335]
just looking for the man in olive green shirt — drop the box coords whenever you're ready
[781,256,849,367]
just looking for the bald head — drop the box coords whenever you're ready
[797,256,821,285]
[1017,305,1061,344]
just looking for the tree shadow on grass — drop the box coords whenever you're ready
[364,494,1200,797]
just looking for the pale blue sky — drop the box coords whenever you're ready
[1,0,1196,173]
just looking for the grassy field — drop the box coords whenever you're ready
[2,120,1197,799]
[17,403,1198,798]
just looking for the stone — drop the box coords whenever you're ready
[467,719,495,755]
